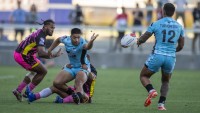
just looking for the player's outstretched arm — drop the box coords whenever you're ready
[48,38,61,52]
[83,33,99,50]
[176,36,184,52]
[48,38,63,58]
[137,31,152,47]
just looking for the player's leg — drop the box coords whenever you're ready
[12,52,40,101]
[118,31,125,52]
[158,56,175,110]
[26,85,69,103]
[55,67,90,104]
[85,64,97,103]
[57,90,89,104]
[140,54,164,107]
[73,70,88,104]
[140,66,158,107]
[21,72,37,97]
[13,71,36,100]
[28,62,47,91]
[113,31,120,51]
[192,33,198,54]
[19,29,24,41]
[198,34,200,53]
[157,70,171,110]
[53,67,78,104]
[14,29,18,41]
[54,86,75,103]
[85,72,96,103]
[53,69,74,94]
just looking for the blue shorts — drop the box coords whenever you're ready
[63,65,90,78]
[145,54,176,74]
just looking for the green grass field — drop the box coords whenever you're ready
[0,66,200,113]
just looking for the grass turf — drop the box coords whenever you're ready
[0,66,200,113]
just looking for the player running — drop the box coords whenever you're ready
[137,3,184,110]
[12,19,62,102]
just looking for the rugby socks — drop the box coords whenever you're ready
[36,88,52,99]
[90,79,96,97]
[145,84,154,93]
[29,83,36,91]
[35,93,40,100]
[158,96,166,104]
[17,81,27,93]
[63,95,74,103]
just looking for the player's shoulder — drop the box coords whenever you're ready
[149,21,158,28]
[61,35,70,39]
[173,20,183,28]
[149,18,164,27]
[59,35,70,42]
[33,29,46,39]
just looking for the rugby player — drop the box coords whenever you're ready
[137,3,184,110]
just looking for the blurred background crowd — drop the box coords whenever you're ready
[0,0,200,55]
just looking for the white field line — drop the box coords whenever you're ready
[0,75,15,79]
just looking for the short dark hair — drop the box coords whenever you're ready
[71,28,82,35]
[163,3,175,17]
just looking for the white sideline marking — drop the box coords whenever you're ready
[0,75,15,79]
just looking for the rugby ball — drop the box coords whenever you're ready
[121,33,137,48]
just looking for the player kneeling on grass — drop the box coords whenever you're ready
[26,63,97,104]
[26,28,98,104]
[54,63,97,103]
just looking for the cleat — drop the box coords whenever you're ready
[26,86,36,103]
[54,96,63,103]
[72,93,80,104]
[66,87,75,95]
[144,90,158,107]
[158,104,167,110]
[12,89,23,102]
[88,97,92,103]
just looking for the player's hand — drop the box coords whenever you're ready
[90,33,99,42]
[66,64,73,68]
[81,64,88,70]
[47,50,53,58]
[121,45,128,48]
[137,39,141,47]
[88,72,96,81]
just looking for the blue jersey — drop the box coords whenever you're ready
[147,17,185,57]
[60,36,90,68]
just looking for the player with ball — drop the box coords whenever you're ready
[120,32,138,48]
[136,3,184,110]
